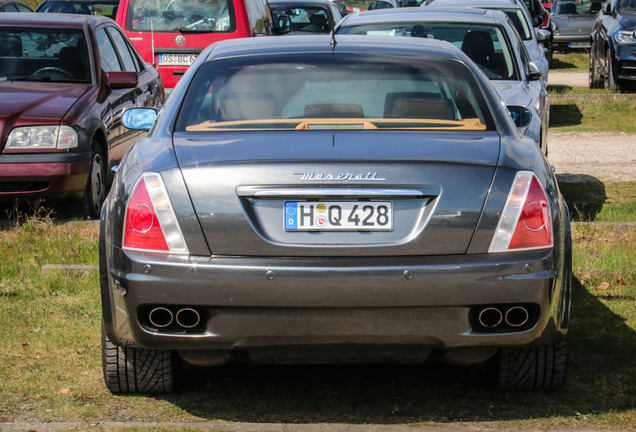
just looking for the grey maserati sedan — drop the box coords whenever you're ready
[100,35,572,394]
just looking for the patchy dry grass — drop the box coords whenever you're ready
[559,181,636,222]
[1,208,636,429]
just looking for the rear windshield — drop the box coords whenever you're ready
[338,23,519,81]
[553,0,602,14]
[37,1,117,18]
[496,8,532,40]
[127,0,236,32]
[270,6,331,33]
[0,27,90,83]
[175,53,496,132]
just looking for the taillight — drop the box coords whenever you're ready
[489,172,553,252]
[541,12,551,28]
[123,173,189,254]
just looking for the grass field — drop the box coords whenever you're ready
[551,52,590,73]
[1,184,636,429]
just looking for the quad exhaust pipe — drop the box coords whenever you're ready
[476,305,532,330]
[148,307,203,329]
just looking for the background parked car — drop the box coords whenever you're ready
[0,0,31,11]
[550,0,602,52]
[590,0,636,91]
[422,0,552,73]
[269,0,342,33]
[35,0,119,18]
[114,0,286,89]
[336,7,550,154]
[101,34,571,394]
[0,13,163,218]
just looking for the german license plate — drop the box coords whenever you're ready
[569,42,590,48]
[285,201,393,231]
[157,53,198,66]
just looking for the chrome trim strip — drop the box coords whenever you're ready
[236,187,434,198]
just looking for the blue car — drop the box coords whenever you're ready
[590,0,636,91]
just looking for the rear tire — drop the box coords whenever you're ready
[497,339,568,390]
[102,322,180,394]
[589,49,603,89]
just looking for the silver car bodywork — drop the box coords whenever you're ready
[100,36,571,393]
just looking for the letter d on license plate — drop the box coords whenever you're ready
[285,201,393,231]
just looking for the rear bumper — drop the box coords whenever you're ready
[0,151,91,200]
[552,35,591,50]
[102,240,567,357]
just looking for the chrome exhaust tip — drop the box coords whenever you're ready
[505,306,529,327]
[149,307,173,328]
[176,308,201,329]
[478,307,503,328]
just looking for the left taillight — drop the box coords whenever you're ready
[123,173,189,254]
[489,171,553,253]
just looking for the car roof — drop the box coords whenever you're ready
[268,0,334,7]
[0,11,115,27]
[340,7,503,25]
[424,0,526,9]
[0,0,29,7]
[204,34,467,62]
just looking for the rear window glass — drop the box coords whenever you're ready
[176,53,496,132]
[553,0,602,14]
[496,8,532,40]
[338,23,519,81]
[0,27,90,83]
[127,0,236,33]
[37,1,117,18]
[270,6,331,33]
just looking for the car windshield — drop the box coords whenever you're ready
[553,0,600,15]
[37,1,117,18]
[618,0,636,12]
[0,27,90,83]
[270,6,330,33]
[176,53,496,132]
[127,0,234,32]
[338,23,519,80]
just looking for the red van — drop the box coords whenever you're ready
[115,0,278,88]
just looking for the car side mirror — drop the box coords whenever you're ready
[527,61,546,80]
[536,28,551,43]
[275,14,291,34]
[507,106,532,129]
[532,15,544,27]
[122,108,158,131]
[602,2,610,14]
[107,71,138,90]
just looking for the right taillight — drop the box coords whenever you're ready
[489,172,553,252]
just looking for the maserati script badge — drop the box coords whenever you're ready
[294,172,386,181]
[175,35,186,46]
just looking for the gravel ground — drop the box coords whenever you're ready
[548,131,636,182]
[548,71,588,87]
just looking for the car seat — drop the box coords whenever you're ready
[302,13,329,33]
[589,1,602,13]
[384,92,450,120]
[0,33,22,56]
[461,31,495,67]
[57,37,89,80]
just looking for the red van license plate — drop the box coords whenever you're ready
[158,54,198,66]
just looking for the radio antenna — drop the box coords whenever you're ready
[330,30,337,52]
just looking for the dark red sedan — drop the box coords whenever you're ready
[0,13,164,218]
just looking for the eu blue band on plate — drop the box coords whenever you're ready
[285,202,298,230]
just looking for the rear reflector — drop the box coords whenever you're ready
[489,172,553,252]
[123,173,189,254]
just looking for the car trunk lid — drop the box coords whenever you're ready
[173,130,500,256]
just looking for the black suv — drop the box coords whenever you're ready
[590,0,636,91]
